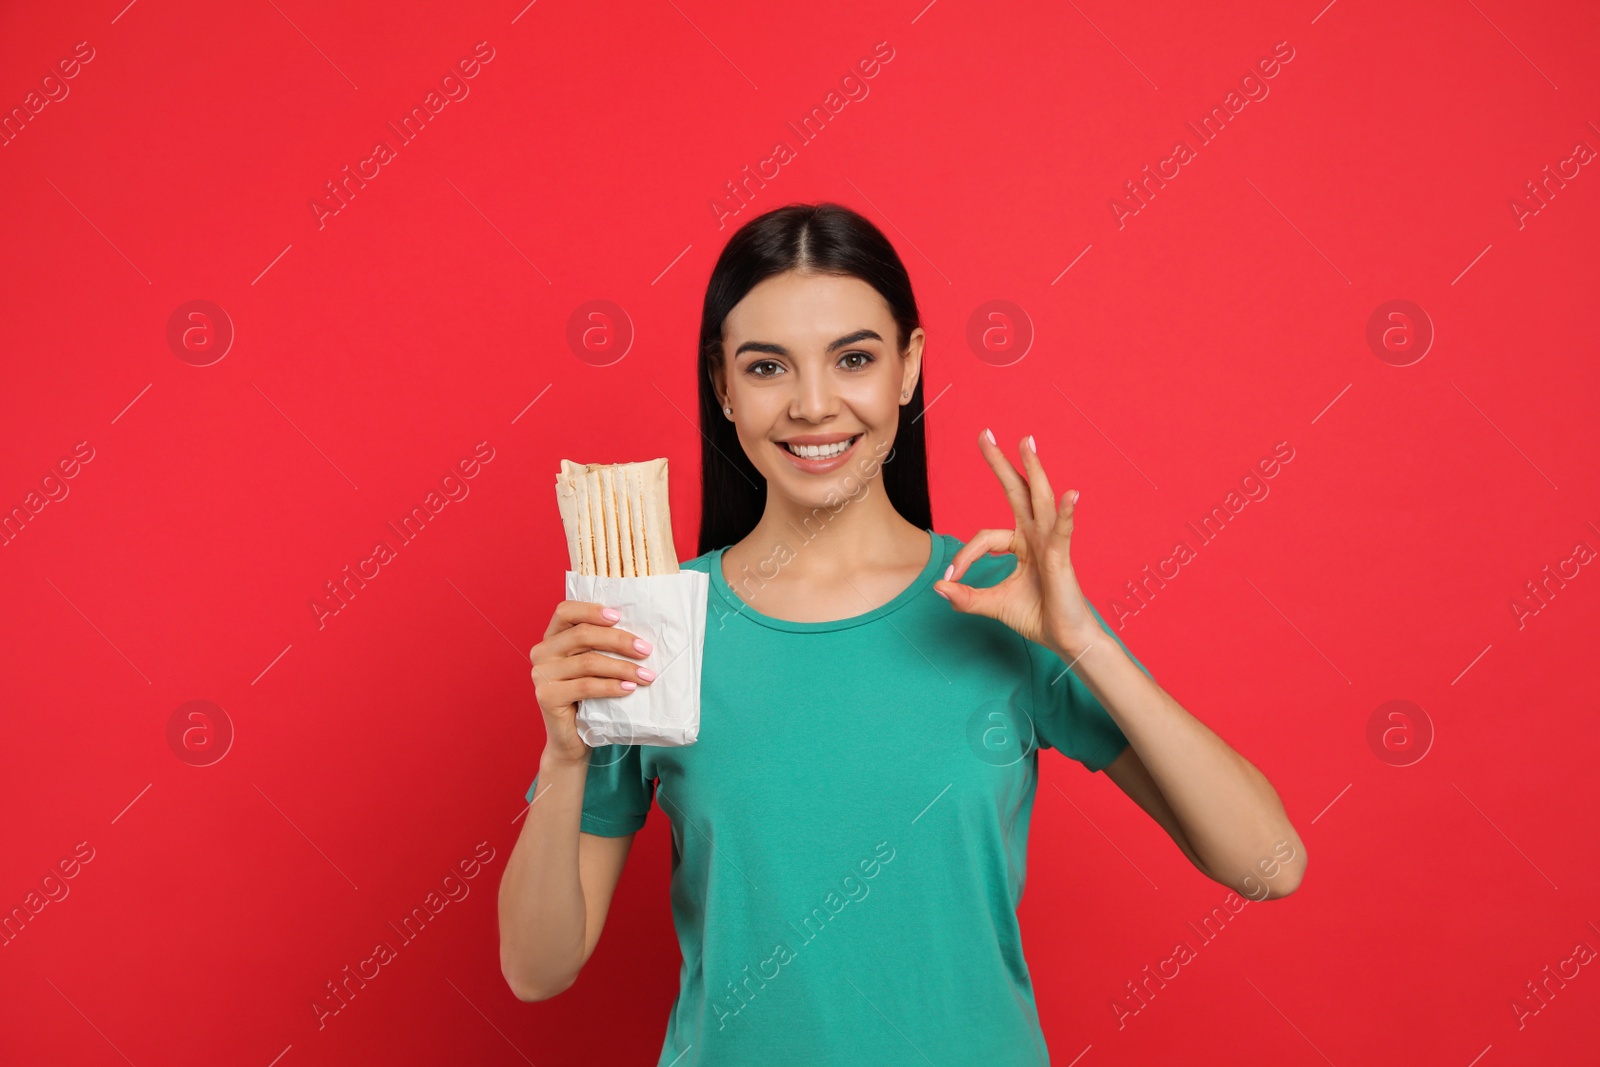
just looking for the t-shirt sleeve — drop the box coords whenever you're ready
[524,745,655,837]
[1026,600,1152,772]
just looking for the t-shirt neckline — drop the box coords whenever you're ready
[709,528,948,633]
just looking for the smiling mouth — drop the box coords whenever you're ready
[779,434,862,459]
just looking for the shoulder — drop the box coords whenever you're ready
[678,550,716,575]
[930,529,1019,589]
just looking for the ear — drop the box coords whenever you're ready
[900,327,926,402]
[708,363,728,410]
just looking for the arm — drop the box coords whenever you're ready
[936,429,1307,900]
[498,749,635,1000]
[1060,625,1307,900]
[498,598,657,1001]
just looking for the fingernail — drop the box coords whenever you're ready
[934,587,950,601]
[634,638,653,654]
[637,666,657,681]
[1071,490,1080,504]
[1027,434,1037,453]
[943,564,953,581]
[984,428,995,445]
[602,607,621,621]
[620,680,638,691]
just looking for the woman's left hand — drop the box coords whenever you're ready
[933,429,1099,658]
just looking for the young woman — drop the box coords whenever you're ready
[499,203,1306,1065]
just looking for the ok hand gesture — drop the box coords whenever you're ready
[933,430,1098,658]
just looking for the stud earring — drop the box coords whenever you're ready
[901,390,909,399]
[723,405,732,416]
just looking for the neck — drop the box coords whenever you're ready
[737,473,923,580]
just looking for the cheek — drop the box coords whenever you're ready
[734,389,788,431]
[841,377,899,420]
[729,400,785,469]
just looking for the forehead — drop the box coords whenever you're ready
[724,272,892,347]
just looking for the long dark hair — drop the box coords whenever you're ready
[695,202,933,556]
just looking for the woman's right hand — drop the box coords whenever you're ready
[530,600,656,765]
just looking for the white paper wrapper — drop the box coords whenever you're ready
[563,569,708,747]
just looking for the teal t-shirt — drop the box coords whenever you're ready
[525,529,1153,1066]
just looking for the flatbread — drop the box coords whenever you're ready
[598,466,625,578]
[620,467,646,575]
[556,460,584,572]
[586,468,610,576]
[614,467,633,575]
[554,457,678,576]
[569,462,596,575]
[639,457,678,574]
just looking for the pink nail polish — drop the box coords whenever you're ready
[1027,435,1036,453]
[943,564,953,581]
[634,638,653,654]
[984,428,996,445]
[934,587,950,601]
[602,607,621,621]
[637,666,656,681]
[620,680,638,691]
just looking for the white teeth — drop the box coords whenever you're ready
[785,436,857,459]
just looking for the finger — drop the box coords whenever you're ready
[542,649,657,686]
[535,669,643,711]
[540,621,651,662]
[977,427,1034,525]
[543,599,621,642]
[1017,435,1056,530]
[935,528,1019,619]
[935,561,1015,618]
[941,528,1015,585]
[1050,488,1078,547]
[532,639,654,711]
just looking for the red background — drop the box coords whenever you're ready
[3,1,1597,1064]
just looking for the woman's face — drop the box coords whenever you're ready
[718,271,923,511]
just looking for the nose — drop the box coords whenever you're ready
[788,364,838,422]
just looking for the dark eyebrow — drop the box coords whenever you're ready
[733,328,884,359]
